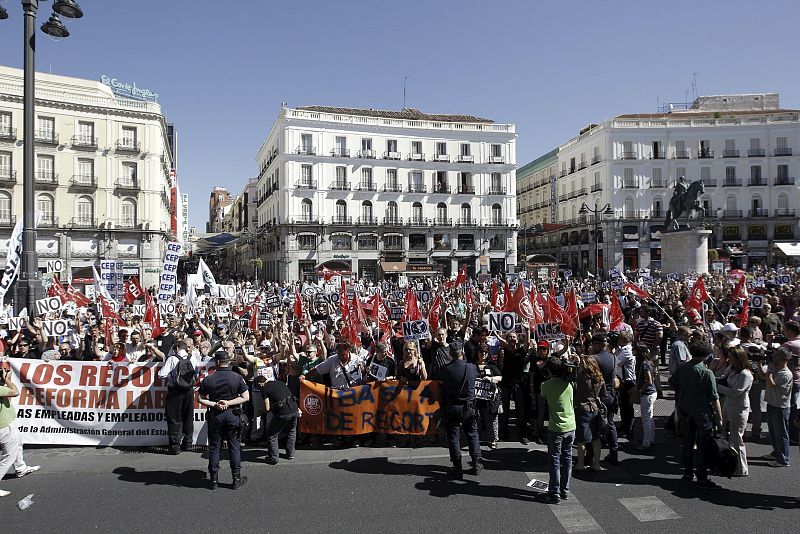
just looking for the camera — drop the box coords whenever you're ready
[546,357,578,382]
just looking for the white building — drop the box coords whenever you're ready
[525,94,800,272]
[0,66,175,289]
[254,106,518,282]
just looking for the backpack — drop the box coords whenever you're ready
[172,354,195,390]
[705,432,739,478]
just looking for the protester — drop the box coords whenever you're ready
[475,344,502,449]
[761,347,793,467]
[0,362,40,497]
[634,344,658,451]
[573,355,605,471]
[537,357,576,504]
[716,346,753,476]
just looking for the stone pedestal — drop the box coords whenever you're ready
[661,228,712,275]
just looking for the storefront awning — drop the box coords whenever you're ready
[380,261,406,273]
[776,242,800,256]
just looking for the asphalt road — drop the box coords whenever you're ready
[2,424,798,534]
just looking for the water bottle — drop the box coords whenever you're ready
[18,493,34,510]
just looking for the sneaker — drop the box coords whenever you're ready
[265,458,278,465]
[696,479,722,489]
[520,437,530,445]
[768,460,790,468]
[472,461,484,476]
[760,453,775,460]
[16,466,40,478]
[285,454,295,461]
[489,441,498,450]
[0,489,10,498]
[536,492,561,505]
[560,491,570,500]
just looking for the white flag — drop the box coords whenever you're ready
[197,258,216,289]
[92,265,114,302]
[0,210,43,303]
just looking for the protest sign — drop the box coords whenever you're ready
[215,305,231,317]
[132,304,146,317]
[9,316,27,331]
[264,295,282,308]
[750,295,764,309]
[157,241,182,302]
[158,302,176,316]
[41,320,70,337]
[416,290,431,305]
[536,322,563,341]
[581,291,597,303]
[487,312,515,333]
[211,284,237,300]
[299,380,440,436]
[776,275,791,285]
[390,306,403,320]
[474,379,498,401]
[402,319,429,341]
[47,259,64,273]
[35,296,61,316]
[369,362,388,381]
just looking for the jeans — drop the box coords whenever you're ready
[682,411,713,481]
[789,383,799,443]
[267,414,297,462]
[500,383,528,439]
[445,403,481,464]
[640,392,657,447]
[766,404,790,466]
[605,395,619,452]
[0,422,30,482]
[547,429,575,496]
[207,409,242,475]
[748,379,766,436]
[165,387,194,451]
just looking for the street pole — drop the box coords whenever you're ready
[17,1,43,315]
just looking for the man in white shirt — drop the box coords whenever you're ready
[125,329,147,362]
[303,341,365,389]
[158,341,205,454]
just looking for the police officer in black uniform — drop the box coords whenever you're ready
[439,341,482,479]
[199,350,250,490]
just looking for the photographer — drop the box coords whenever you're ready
[0,362,41,497]
[760,346,792,467]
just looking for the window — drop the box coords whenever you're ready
[37,193,54,224]
[0,151,11,179]
[491,172,502,192]
[699,140,711,157]
[675,140,687,157]
[384,234,403,250]
[300,198,313,222]
[300,164,312,186]
[77,121,94,144]
[777,193,789,211]
[386,201,398,221]
[491,203,502,224]
[700,167,710,181]
[653,198,663,216]
[335,200,347,220]
[652,167,662,186]
[411,141,422,155]
[361,167,373,189]
[412,202,423,221]
[777,164,789,180]
[387,139,397,153]
[623,197,634,217]
[435,171,448,192]
[361,200,373,221]
[491,144,502,158]
[436,202,448,223]
[331,234,351,250]
[460,203,471,222]
[300,133,313,152]
[0,191,11,223]
[652,141,663,158]
[77,159,94,182]
[334,136,347,156]
[777,136,788,149]
[122,162,137,186]
[298,235,316,250]
[386,168,397,189]
[335,166,347,187]
[622,141,634,158]
[357,234,377,250]
[725,139,735,151]
[361,138,372,151]
[751,195,762,211]
[750,166,762,183]
[725,166,736,183]
[76,196,93,225]
[121,126,137,147]
[725,196,737,211]
[410,171,423,192]
[460,143,471,156]
[436,142,447,156]
[0,112,11,136]
[120,198,137,227]
[37,116,55,140]
[36,154,55,180]
[676,167,686,180]
[750,138,761,150]
[623,167,634,186]
[459,172,472,192]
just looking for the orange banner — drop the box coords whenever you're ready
[299,379,441,435]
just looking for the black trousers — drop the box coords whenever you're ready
[500,382,529,438]
[267,414,297,462]
[165,387,194,451]
[445,403,481,464]
[207,409,241,474]
[618,382,635,435]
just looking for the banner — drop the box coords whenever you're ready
[8,359,207,446]
[0,218,25,302]
[100,260,124,305]
[299,379,441,435]
[157,241,182,302]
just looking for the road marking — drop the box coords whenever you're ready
[618,496,680,522]
[525,472,606,534]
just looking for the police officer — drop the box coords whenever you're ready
[199,350,250,490]
[439,341,482,479]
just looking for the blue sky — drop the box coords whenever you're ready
[1,0,798,230]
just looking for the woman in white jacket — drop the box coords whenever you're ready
[716,346,753,476]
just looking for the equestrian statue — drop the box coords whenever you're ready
[663,176,705,231]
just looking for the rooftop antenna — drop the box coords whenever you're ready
[692,72,700,100]
[403,75,409,109]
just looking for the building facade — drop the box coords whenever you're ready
[0,65,175,289]
[516,148,558,267]
[253,106,518,282]
[207,186,232,233]
[522,94,800,273]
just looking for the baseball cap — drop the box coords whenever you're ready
[537,340,550,349]
[214,350,232,362]
[721,323,739,333]
[591,332,608,344]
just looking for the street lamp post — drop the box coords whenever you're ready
[579,202,613,280]
[3,1,84,314]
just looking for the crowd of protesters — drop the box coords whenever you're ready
[1,263,799,497]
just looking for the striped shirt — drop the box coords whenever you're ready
[635,318,663,349]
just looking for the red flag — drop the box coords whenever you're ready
[99,295,123,325]
[144,292,164,338]
[624,281,650,300]
[535,287,550,322]
[293,289,304,320]
[737,297,749,326]
[501,282,513,312]
[508,283,536,323]
[48,277,69,304]
[490,281,499,311]
[684,277,710,311]
[550,295,578,337]
[339,281,359,347]
[66,283,91,307]
[404,286,421,321]
[465,287,475,310]
[428,293,442,330]
[731,275,748,302]
[124,276,145,305]
[530,286,545,326]
[565,288,580,334]
[322,267,341,282]
[248,302,258,331]
[609,289,624,330]
[371,293,391,332]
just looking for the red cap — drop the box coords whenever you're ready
[537,340,550,348]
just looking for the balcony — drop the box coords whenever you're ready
[622,178,639,188]
[35,172,59,187]
[39,216,59,228]
[578,161,588,169]
[774,147,792,157]
[698,150,714,159]
[748,148,765,157]
[723,179,742,187]
[384,241,404,251]
[408,217,429,227]
[619,151,637,160]
[35,131,59,145]
[331,240,352,251]
[576,187,588,197]
[488,186,506,195]
[489,156,506,164]
[775,176,795,186]
[71,136,98,150]
[748,178,766,186]
[703,179,717,187]
[457,154,474,163]
[330,216,352,225]
[382,184,402,193]
[723,149,740,158]
[673,150,690,159]
[559,169,568,177]
[434,218,453,226]
[358,149,376,159]
[431,184,450,194]
[433,153,450,162]
[355,217,379,226]
[722,210,743,218]
[69,217,97,228]
[558,193,568,202]
[115,140,140,153]
[114,178,140,190]
[0,127,17,142]
[569,166,576,174]
[749,208,769,218]
[407,153,425,161]
[456,218,476,226]
[591,155,602,165]
[383,151,401,160]
[650,151,666,160]
[775,208,796,217]
[70,175,98,189]
[296,146,316,156]
[288,217,320,225]
[456,185,475,195]
[114,218,140,229]
[0,170,16,185]
[294,180,317,189]
[619,210,643,221]
[382,217,403,226]
[329,181,350,191]
[330,148,350,157]
[407,184,426,194]
[590,183,602,192]
[651,178,669,188]
[0,215,17,227]
[356,182,377,192]
[487,218,511,227]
